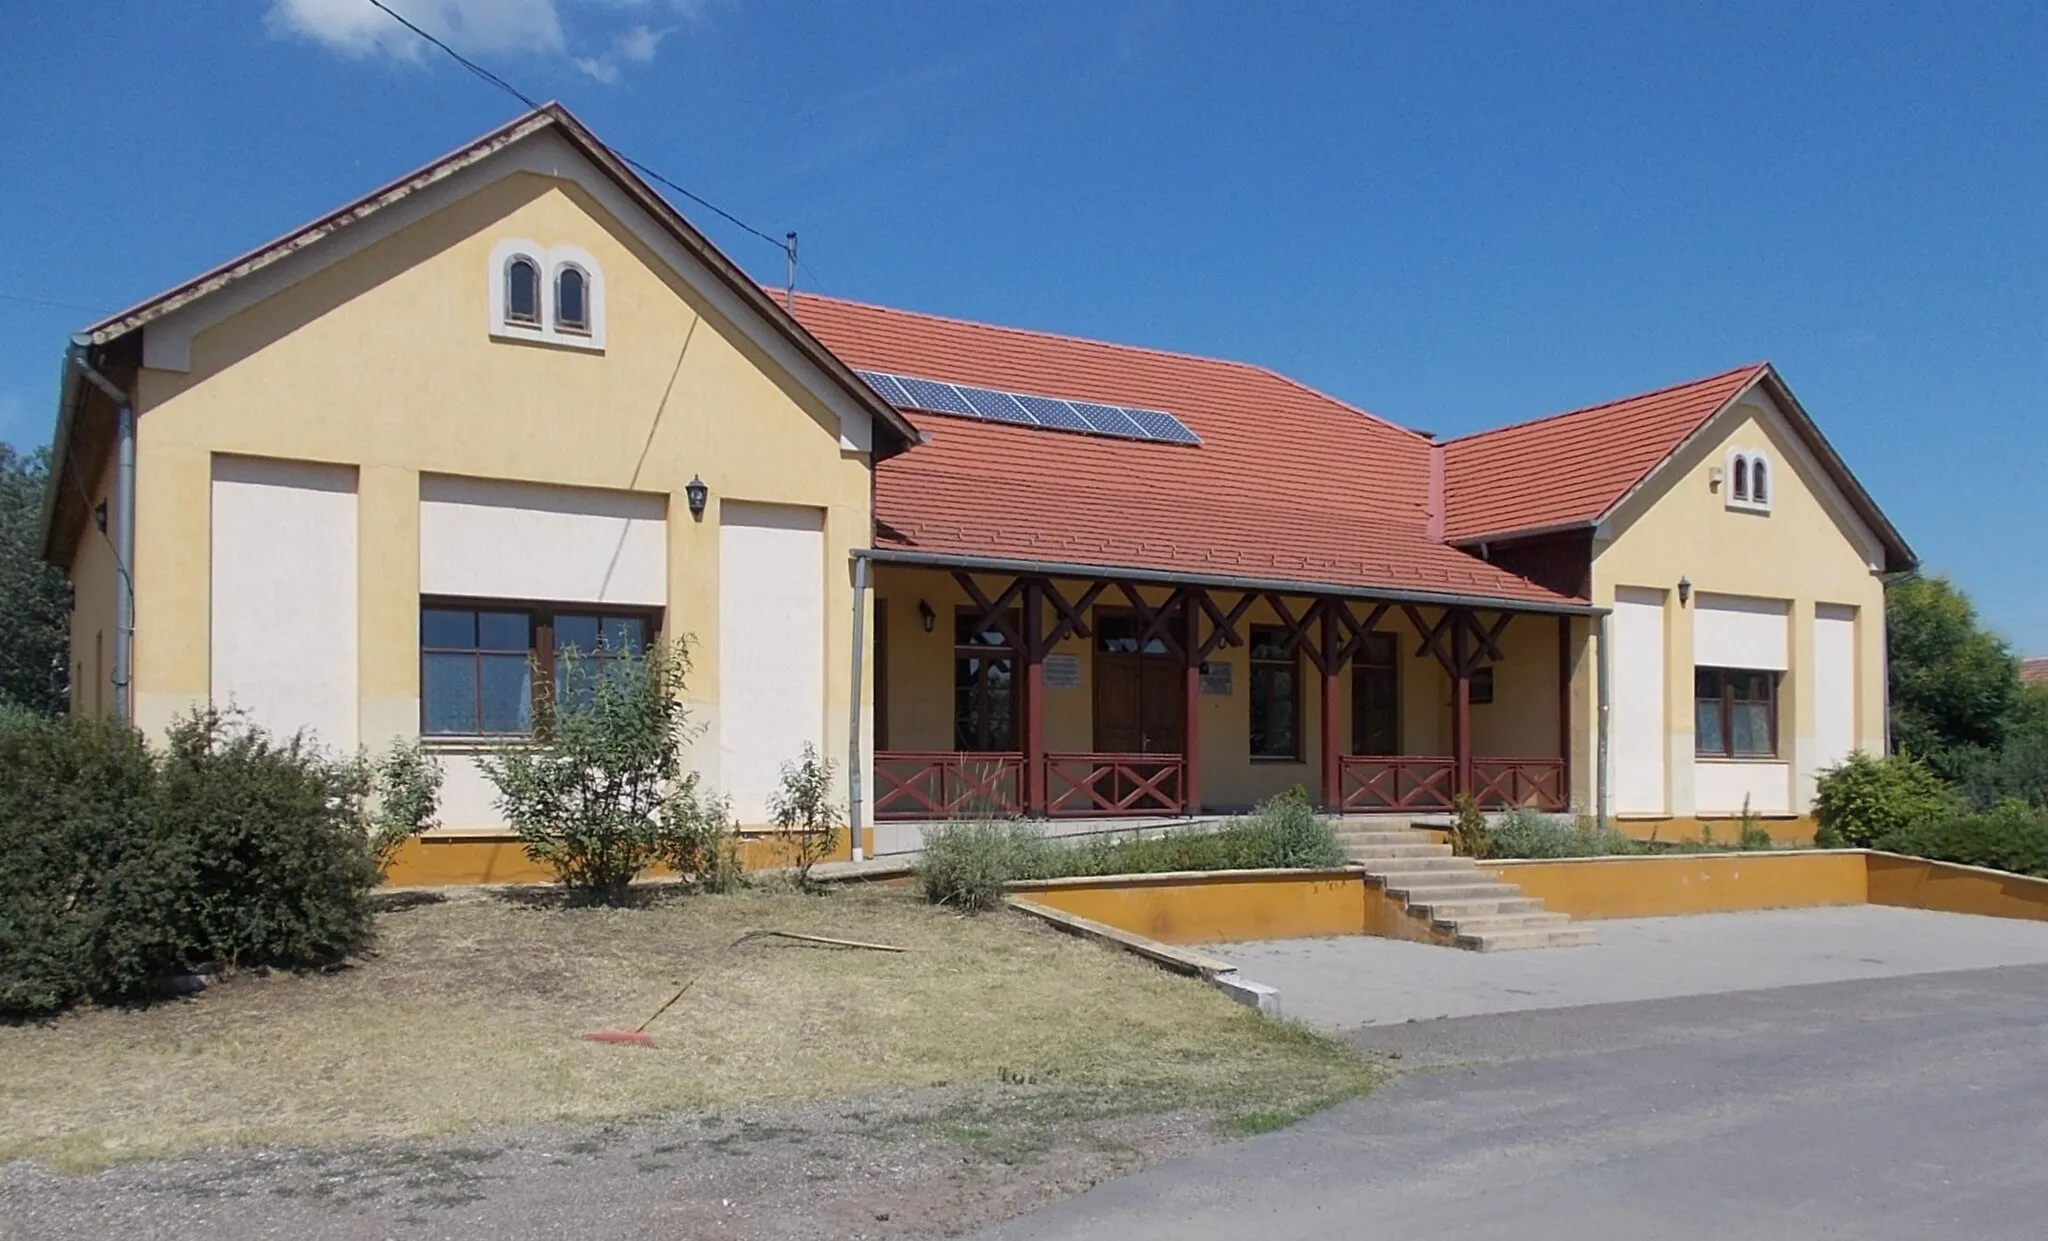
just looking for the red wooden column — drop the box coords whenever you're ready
[1183,595,1203,814]
[1557,614,1573,802]
[1451,609,1473,799]
[1022,579,1047,817]
[1319,601,1344,811]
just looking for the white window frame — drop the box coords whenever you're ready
[1724,447,1772,514]
[487,237,606,352]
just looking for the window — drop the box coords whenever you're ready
[1096,613,1175,655]
[1351,633,1397,756]
[1248,625,1300,760]
[1725,449,1772,513]
[489,239,604,351]
[505,256,540,325]
[954,611,1018,751]
[1469,665,1495,705]
[420,604,654,737]
[555,265,588,332]
[1695,667,1778,758]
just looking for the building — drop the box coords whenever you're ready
[41,104,1913,881]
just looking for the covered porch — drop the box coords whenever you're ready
[860,555,1590,823]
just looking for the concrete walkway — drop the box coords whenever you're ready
[977,960,2048,1240]
[1215,905,2048,1028]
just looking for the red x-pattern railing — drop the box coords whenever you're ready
[1470,757,1567,811]
[872,751,1024,821]
[1045,752,1185,817]
[1339,756,1457,811]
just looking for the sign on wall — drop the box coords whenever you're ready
[1200,661,1233,696]
[1044,653,1081,688]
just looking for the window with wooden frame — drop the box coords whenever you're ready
[1694,667,1779,758]
[1248,624,1301,760]
[953,609,1018,751]
[420,603,655,737]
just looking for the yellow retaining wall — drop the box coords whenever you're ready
[383,829,875,888]
[1490,851,1868,920]
[1866,852,2048,923]
[1009,870,1369,945]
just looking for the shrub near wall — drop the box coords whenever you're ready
[1877,803,2048,879]
[0,709,390,1017]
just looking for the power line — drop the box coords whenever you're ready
[365,0,791,254]
[0,292,102,314]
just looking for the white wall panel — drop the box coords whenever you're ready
[1611,587,1667,815]
[210,456,359,753]
[1814,604,1859,773]
[420,474,665,605]
[1694,594,1790,670]
[1694,760,1792,814]
[718,502,825,823]
[438,756,504,829]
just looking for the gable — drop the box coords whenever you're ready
[1594,383,1889,596]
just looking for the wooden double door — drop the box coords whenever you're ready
[1093,653,1185,755]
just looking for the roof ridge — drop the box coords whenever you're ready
[1442,362,1770,446]
[791,290,1425,438]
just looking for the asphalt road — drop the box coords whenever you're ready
[976,962,2048,1240]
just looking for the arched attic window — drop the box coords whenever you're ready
[505,255,541,325]
[1751,456,1769,504]
[555,265,589,333]
[1731,454,1750,502]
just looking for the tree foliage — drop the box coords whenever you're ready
[1886,574,2021,782]
[0,444,70,716]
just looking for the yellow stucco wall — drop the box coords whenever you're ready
[1492,851,1869,920]
[1866,853,2048,922]
[873,568,1565,812]
[120,163,873,828]
[1585,387,1889,820]
[380,829,877,888]
[65,456,119,719]
[1009,870,1369,943]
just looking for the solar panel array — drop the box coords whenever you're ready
[854,368,1201,445]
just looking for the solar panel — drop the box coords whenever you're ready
[893,375,977,417]
[860,368,1200,446]
[1069,401,1146,437]
[956,385,1038,425]
[1012,394,1094,432]
[855,370,910,406]
[1121,406,1202,444]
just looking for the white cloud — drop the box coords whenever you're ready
[268,0,567,59]
[574,23,667,83]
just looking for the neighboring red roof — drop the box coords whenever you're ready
[1442,364,1768,543]
[2023,658,2048,688]
[789,294,1582,607]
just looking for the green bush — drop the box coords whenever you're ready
[1812,751,1960,848]
[768,742,843,889]
[0,708,394,1016]
[0,707,175,1014]
[1480,808,1642,860]
[913,789,1345,911]
[481,639,728,902]
[916,820,1056,911]
[154,710,382,970]
[1874,802,2048,878]
[359,739,443,877]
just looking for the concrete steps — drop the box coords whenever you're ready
[1341,820,1592,952]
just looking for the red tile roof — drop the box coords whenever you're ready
[2024,658,2048,688]
[1442,364,1768,543]
[788,294,1583,607]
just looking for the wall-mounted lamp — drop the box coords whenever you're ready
[1708,465,1724,492]
[1677,576,1692,606]
[94,500,108,533]
[917,599,936,633]
[684,475,708,519]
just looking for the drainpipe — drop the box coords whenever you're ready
[846,554,870,862]
[70,350,136,723]
[1595,609,1611,831]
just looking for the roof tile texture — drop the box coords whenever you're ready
[789,294,1578,604]
[1442,364,1766,542]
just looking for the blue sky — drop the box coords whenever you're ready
[4,2,2044,649]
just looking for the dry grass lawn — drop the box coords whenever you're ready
[0,884,1378,1171]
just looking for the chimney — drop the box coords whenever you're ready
[1426,441,1445,542]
